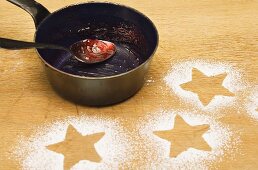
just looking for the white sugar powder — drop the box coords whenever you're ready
[145,76,155,86]
[135,110,240,169]
[2,61,23,74]
[0,50,24,75]
[11,111,241,170]
[11,116,133,170]
[10,108,244,170]
[245,86,258,121]
[164,59,247,112]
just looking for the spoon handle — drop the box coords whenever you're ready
[0,37,68,51]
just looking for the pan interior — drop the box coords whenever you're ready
[36,3,158,77]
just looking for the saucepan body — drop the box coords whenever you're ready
[7,1,159,106]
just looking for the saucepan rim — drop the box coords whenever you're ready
[34,2,159,80]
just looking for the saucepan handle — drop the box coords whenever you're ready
[6,0,50,28]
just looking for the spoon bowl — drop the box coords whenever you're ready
[70,39,116,64]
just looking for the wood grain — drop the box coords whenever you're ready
[0,0,257,169]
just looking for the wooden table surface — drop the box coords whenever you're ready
[0,0,257,169]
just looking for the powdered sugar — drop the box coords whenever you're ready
[145,76,155,86]
[164,59,247,112]
[9,58,250,169]
[135,110,240,169]
[10,111,241,170]
[11,116,133,170]
[0,50,24,75]
[245,86,258,121]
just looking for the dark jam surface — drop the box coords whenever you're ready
[52,17,148,77]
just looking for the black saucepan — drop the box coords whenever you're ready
[4,0,158,106]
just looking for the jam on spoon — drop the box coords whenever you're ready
[70,39,116,64]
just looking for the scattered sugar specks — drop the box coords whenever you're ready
[136,110,241,169]
[0,51,24,75]
[145,76,155,86]
[11,116,133,170]
[245,86,258,121]
[164,59,247,112]
[7,61,23,73]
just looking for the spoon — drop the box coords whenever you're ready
[0,37,116,64]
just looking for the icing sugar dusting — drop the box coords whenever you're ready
[136,110,240,169]
[10,111,241,169]
[11,116,132,170]
[145,76,155,86]
[0,50,24,75]
[245,86,258,121]
[164,59,247,112]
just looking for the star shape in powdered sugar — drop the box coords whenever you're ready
[47,125,104,170]
[154,115,211,157]
[180,68,234,106]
